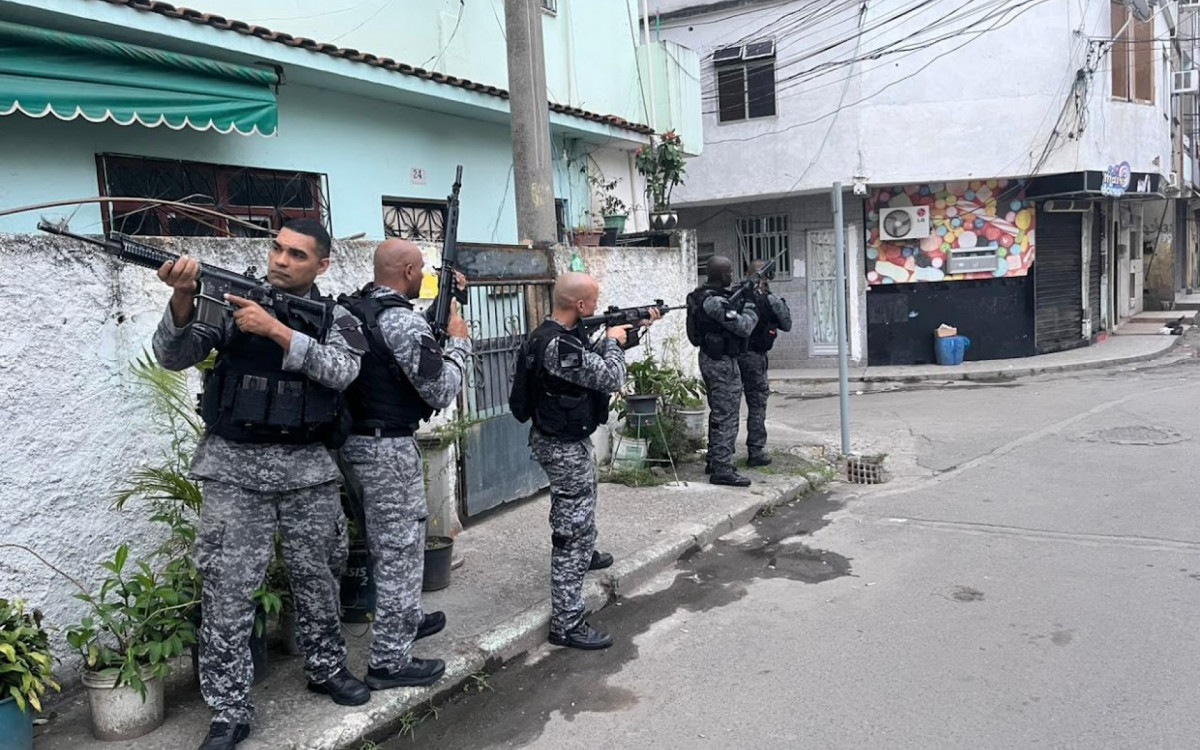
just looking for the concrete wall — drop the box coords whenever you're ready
[0,233,466,675]
[655,0,1173,203]
[553,231,699,378]
[678,196,867,368]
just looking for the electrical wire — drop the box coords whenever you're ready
[424,0,467,70]
[704,0,1053,144]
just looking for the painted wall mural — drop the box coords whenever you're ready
[865,180,1035,285]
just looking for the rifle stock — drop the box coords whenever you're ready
[37,221,329,328]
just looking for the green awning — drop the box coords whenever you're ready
[0,20,279,136]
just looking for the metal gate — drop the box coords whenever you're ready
[458,278,553,517]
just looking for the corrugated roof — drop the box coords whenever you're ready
[92,0,655,135]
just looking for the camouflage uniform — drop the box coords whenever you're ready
[340,286,470,672]
[698,293,757,474]
[153,296,365,726]
[737,292,792,457]
[530,327,625,637]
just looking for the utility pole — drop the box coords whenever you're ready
[506,0,558,247]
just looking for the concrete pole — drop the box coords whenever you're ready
[832,182,851,456]
[641,0,658,132]
[506,0,558,247]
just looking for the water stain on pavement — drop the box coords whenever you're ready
[397,492,849,749]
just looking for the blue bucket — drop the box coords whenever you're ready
[934,335,971,366]
[0,696,33,750]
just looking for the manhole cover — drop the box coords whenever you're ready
[1075,426,1189,446]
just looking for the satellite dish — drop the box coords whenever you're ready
[1128,0,1152,22]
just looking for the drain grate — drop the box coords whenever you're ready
[846,453,887,484]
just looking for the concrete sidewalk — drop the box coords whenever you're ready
[771,332,1185,385]
[35,453,832,750]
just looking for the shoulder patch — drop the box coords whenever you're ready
[417,334,444,379]
[556,336,584,370]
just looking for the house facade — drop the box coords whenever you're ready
[655,0,1191,367]
[0,0,701,243]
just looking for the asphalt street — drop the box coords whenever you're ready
[391,342,1200,750]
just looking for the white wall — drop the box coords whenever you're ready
[656,0,1173,203]
[553,232,699,378]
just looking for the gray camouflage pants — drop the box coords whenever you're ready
[531,431,597,636]
[341,435,427,671]
[737,351,770,456]
[700,351,743,474]
[196,480,348,725]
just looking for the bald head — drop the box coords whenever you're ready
[707,255,734,287]
[550,272,600,326]
[374,238,425,297]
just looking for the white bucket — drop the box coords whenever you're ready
[81,668,165,741]
[611,436,648,470]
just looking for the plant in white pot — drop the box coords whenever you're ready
[65,543,197,741]
[0,599,59,750]
[635,130,687,230]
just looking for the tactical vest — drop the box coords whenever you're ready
[748,292,778,353]
[342,293,435,436]
[199,290,344,445]
[527,320,610,440]
[687,285,749,359]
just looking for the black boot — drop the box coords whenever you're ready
[747,453,773,467]
[306,666,371,706]
[549,620,613,650]
[198,721,250,750]
[588,550,614,570]
[365,657,446,690]
[416,611,446,640]
[710,471,752,487]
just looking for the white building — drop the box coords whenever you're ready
[655,0,1192,366]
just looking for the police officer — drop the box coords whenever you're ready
[525,272,658,649]
[686,256,758,487]
[738,259,792,467]
[339,238,471,689]
[153,219,371,750]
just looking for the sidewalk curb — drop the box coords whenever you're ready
[769,336,1184,385]
[302,470,828,750]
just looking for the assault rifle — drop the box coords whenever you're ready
[581,300,680,349]
[37,221,330,331]
[428,166,469,345]
[729,245,790,307]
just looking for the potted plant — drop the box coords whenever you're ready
[610,421,649,470]
[635,130,687,230]
[588,172,629,239]
[0,599,59,750]
[65,543,197,741]
[571,221,604,247]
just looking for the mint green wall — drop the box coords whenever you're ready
[108,0,656,130]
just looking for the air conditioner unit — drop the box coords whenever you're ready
[878,206,931,241]
[1173,69,1199,94]
[1044,200,1092,212]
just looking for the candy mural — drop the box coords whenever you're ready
[865,179,1035,285]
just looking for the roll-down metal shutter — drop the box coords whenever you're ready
[1035,209,1085,353]
[1089,205,1103,335]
